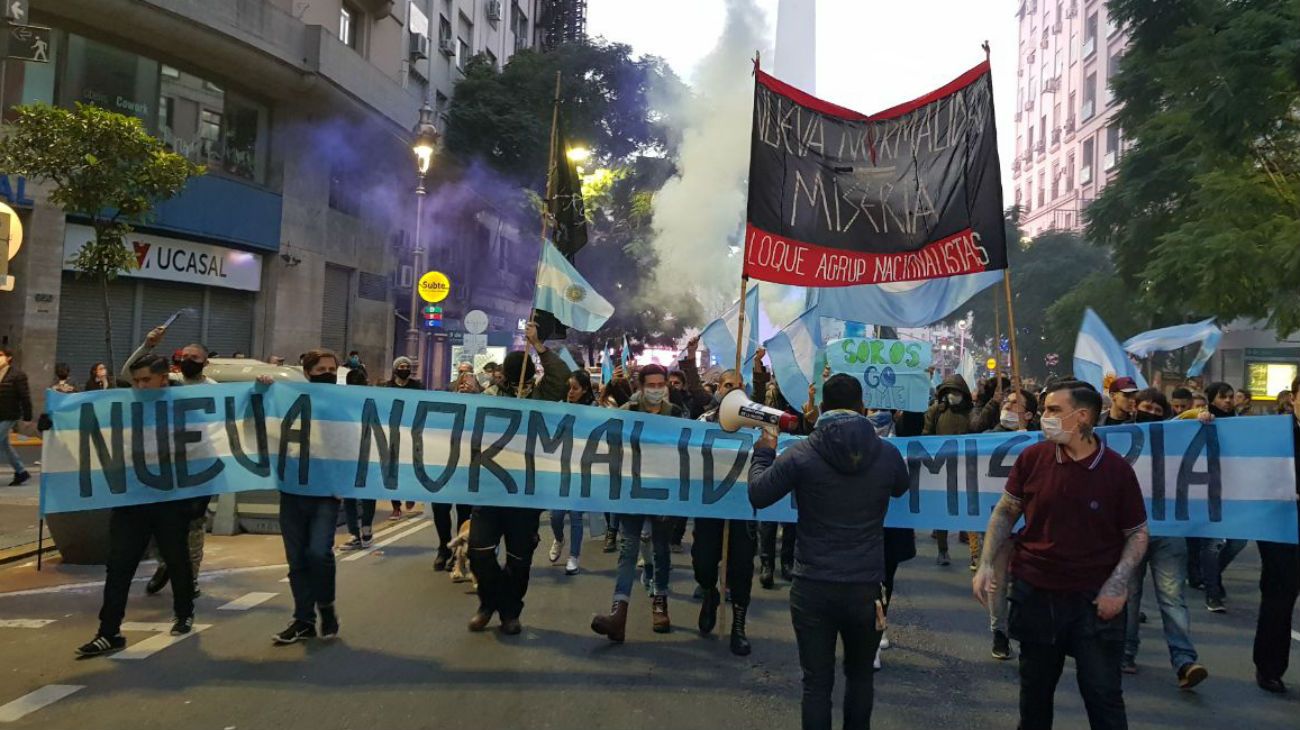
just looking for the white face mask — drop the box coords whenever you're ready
[1040,416,1070,444]
[946,393,962,407]
[642,386,668,406]
[1000,410,1022,430]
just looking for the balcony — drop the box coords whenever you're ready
[1050,128,1062,146]
[1035,140,1046,157]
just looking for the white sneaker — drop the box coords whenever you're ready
[874,647,882,671]
[879,633,891,650]
[548,539,563,563]
[565,556,580,575]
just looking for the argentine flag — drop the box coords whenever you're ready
[532,242,614,332]
[1122,318,1222,378]
[763,305,823,405]
[814,270,1004,328]
[701,284,762,373]
[1073,308,1148,393]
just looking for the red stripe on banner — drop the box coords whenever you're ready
[754,61,990,122]
[741,223,996,287]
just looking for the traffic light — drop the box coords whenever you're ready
[423,305,443,328]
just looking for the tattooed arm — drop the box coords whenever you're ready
[1095,524,1150,620]
[972,493,1023,606]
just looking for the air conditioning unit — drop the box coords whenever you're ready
[1052,19,1063,33]
[1066,0,1078,18]
[1024,98,1035,112]
[1064,117,1076,133]
[486,0,503,22]
[409,32,430,60]
[1044,77,1060,93]
[438,35,456,56]
[1050,127,1061,145]
[1104,151,1117,171]
[1015,111,1023,122]
[1040,30,1049,49]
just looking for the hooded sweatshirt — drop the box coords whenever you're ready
[749,410,909,583]
[923,374,977,436]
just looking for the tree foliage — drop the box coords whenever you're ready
[1087,0,1300,334]
[445,41,695,345]
[0,102,203,372]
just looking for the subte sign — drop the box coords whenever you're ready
[417,270,450,303]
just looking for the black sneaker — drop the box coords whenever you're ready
[759,562,775,589]
[9,471,30,486]
[1121,657,1139,674]
[1206,597,1226,613]
[1178,662,1208,690]
[780,561,793,582]
[76,634,126,657]
[434,547,451,572]
[145,567,169,595]
[338,536,364,552]
[319,606,339,639]
[272,620,316,645]
[992,631,1012,660]
[170,616,194,636]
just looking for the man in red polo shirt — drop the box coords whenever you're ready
[973,379,1149,730]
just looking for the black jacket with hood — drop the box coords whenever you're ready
[748,410,909,583]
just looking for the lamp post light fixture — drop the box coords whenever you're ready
[406,102,441,378]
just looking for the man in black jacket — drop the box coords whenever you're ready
[749,374,909,730]
[0,347,33,485]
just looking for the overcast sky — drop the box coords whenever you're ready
[587,0,1019,195]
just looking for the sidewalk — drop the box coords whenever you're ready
[0,441,42,554]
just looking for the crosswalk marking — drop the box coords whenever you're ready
[112,624,210,660]
[218,592,278,611]
[341,520,432,562]
[120,622,174,632]
[0,619,55,629]
[0,685,84,723]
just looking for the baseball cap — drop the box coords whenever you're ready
[1109,376,1139,394]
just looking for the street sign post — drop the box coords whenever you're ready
[4,22,49,63]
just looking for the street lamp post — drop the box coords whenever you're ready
[406,102,440,380]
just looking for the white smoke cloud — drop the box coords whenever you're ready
[647,0,771,321]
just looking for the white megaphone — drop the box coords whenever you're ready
[718,388,802,433]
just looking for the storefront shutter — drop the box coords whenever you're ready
[55,273,136,384]
[205,288,255,358]
[320,264,351,354]
[137,280,204,356]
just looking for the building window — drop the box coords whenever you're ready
[1107,51,1122,105]
[457,38,470,70]
[1067,90,1076,127]
[1106,11,1121,37]
[1038,172,1045,207]
[199,108,222,146]
[440,15,452,43]
[1104,126,1120,170]
[1051,162,1060,199]
[485,49,497,69]
[1081,138,1095,184]
[1082,71,1096,120]
[60,34,160,124]
[1026,180,1033,213]
[1083,12,1098,58]
[340,5,358,48]
[1066,152,1075,190]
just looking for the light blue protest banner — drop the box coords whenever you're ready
[825,337,934,413]
[38,385,1298,542]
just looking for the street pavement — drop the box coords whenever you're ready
[0,516,1295,729]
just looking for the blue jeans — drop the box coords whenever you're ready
[0,420,25,473]
[1124,537,1198,670]
[615,514,671,602]
[549,511,583,558]
[1201,538,1248,601]
[279,494,339,624]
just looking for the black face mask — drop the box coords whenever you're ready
[1135,410,1163,423]
[395,369,411,380]
[309,372,337,384]
[1208,403,1234,418]
[179,359,205,379]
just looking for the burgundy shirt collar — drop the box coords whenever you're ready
[1055,442,1105,471]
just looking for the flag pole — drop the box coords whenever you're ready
[982,39,1023,392]
[519,70,563,396]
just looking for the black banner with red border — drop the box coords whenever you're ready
[744,62,1006,287]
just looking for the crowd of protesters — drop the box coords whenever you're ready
[2,322,1297,730]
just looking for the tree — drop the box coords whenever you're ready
[1087,0,1300,334]
[945,218,1107,381]
[0,103,203,374]
[444,41,694,344]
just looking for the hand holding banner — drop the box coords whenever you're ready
[825,337,934,412]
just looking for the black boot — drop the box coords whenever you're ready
[759,561,775,589]
[729,603,751,656]
[780,560,793,582]
[698,587,720,635]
